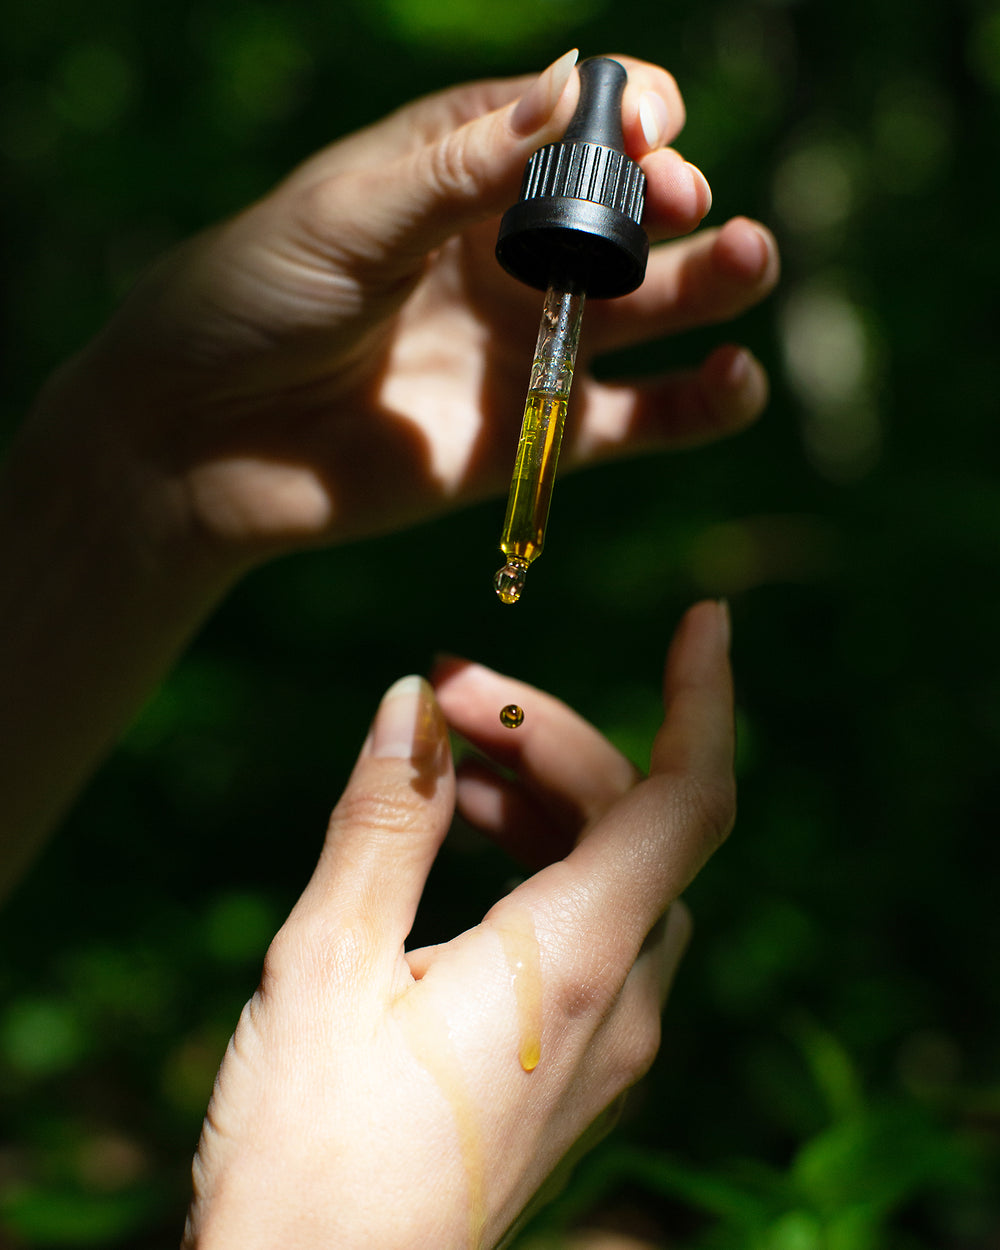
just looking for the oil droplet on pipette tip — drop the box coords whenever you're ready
[500,704,524,730]
[494,558,528,605]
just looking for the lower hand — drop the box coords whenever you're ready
[183,601,734,1249]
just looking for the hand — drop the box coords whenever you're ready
[183,601,735,1249]
[45,51,777,573]
[0,52,769,890]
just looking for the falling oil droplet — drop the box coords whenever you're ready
[500,704,524,729]
[494,558,528,605]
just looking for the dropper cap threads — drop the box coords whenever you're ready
[496,57,649,299]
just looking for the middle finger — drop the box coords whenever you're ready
[431,658,639,830]
[584,216,780,356]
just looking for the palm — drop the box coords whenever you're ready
[121,212,577,552]
[79,70,775,560]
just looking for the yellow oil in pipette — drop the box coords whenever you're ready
[494,282,585,605]
[494,391,568,604]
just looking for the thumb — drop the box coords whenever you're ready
[293,676,455,962]
[303,50,581,281]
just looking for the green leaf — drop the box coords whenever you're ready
[0,1185,157,1245]
[786,1014,865,1124]
[793,1105,976,1217]
[0,997,86,1076]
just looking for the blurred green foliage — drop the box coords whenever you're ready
[2,0,999,1245]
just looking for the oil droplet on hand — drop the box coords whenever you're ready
[493,558,528,605]
[394,992,487,1249]
[500,704,524,729]
[497,908,543,1073]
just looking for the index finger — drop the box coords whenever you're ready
[281,77,531,188]
[282,53,685,189]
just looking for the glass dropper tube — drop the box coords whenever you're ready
[494,278,586,605]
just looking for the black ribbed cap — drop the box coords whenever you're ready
[495,57,648,299]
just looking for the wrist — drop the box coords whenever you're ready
[16,349,251,600]
[0,360,243,887]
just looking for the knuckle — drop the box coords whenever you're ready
[535,888,630,1026]
[293,173,379,270]
[263,907,371,991]
[614,1008,663,1087]
[331,785,426,841]
[259,921,298,987]
[299,170,341,218]
[423,127,478,204]
[296,173,349,243]
[553,959,623,1026]
[586,1006,664,1101]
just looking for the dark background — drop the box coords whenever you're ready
[2,0,998,1245]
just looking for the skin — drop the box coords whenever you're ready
[0,52,775,888]
[185,601,735,1250]
[44,58,772,549]
[0,49,777,1246]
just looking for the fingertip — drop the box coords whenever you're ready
[713,216,780,287]
[687,162,713,221]
[365,52,585,273]
[650,599,736,807]
[702,343,770,430]
[676,597,732,656]
[368,675,447,767]
[298,674,456,950]
[663,599,734,706]
[429,652,473,689]
[430,656,505,712]
[431,659,540,763]
[509,48,579,137]
[641,149,712,238]
[618,58,685,154]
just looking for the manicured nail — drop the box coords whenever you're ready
[638,90,670,150]
[686,161,713,217]
[511,48,578,136]
[371,675,444,762]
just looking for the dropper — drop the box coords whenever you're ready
[493,56,650,604]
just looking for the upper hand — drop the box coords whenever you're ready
[51,53,778,571]
[183,601,734,1249]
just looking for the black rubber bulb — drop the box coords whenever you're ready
[495,56,648,299]
[563,55,629,148]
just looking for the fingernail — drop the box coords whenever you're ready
[638,90,670,150]
[371,675,443,762]
[686,161,713,217]
[511,48,578,136]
